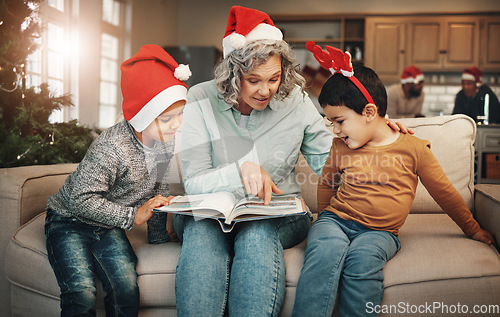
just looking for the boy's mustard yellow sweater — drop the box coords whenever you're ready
[318,133,480,236]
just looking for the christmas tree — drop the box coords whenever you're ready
[0,0,98,167]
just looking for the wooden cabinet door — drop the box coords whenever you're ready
[407,20,442,69]
[407,17,479,70]
[480,16,500,70]
[441,17,480,69]
[365,18,407,84]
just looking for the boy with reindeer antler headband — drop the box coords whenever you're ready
[292,42,494,317]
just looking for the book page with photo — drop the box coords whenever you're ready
[154,192,306,232]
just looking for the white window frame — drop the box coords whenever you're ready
[98,0,126,129]
[28,0,73,123]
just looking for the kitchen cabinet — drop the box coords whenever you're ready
[480,16,500,70]
[364,18,407,84]
[366,15,486,83]
[407,17,480,71]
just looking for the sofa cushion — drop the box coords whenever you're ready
[397,115,475,213]
[5,212,182,310]
[282,213,500,315]
[128,225,181,307]
[6,211,311,310]
[382,213,500,309]
[385,213,500,287]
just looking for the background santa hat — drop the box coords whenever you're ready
[401,65,424,84]
[120,44,191,132]
[462,66,482,84]
[222,6,283,58]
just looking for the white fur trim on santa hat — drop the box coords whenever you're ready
[222,23,283,58]
[462,73,477,82]
[230,33,247,51]
[128,85,187,132]
[401,73,424,84]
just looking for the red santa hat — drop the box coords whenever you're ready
[222,6,283,58]
[401,65,424,84]
[462,67,482,83]
[120,45,191,132]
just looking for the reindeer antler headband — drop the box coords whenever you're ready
[305,41,374,105]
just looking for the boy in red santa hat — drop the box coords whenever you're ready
[45,44,190,316]
[453,66,500,124]
[386,65,425,118]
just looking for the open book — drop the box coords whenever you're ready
[154,192,307,232]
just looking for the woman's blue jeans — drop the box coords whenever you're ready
[45,210,139,317]
[292,211,401,317]
[173,213,311,317]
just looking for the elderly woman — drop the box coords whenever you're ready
[173,6,409,316]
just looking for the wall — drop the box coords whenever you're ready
[75,0,103,127]
[129,0,178,57]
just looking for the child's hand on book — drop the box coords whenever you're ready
[135,195,175,226]
[240,161,283,205]
[471,228,496,247]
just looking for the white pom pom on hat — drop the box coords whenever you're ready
[120,44,191,132]
[222,6,283,58]
[174,64,192,81]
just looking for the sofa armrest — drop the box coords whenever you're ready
[0,163,78,314]
[474,184,500,250]
[0,164,78,233]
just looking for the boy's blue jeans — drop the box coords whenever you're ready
[173,213,311,317]
[45,209,139,317]
[292,211,401,317]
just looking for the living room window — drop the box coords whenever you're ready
[26,0,71,123]
[99,0,124,129]
[99,33,120,128]
[24,0,128,128]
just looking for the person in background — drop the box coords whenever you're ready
[452,66,500,124]
[292,44,494,317]
[386,65,425,118]
[44,45,190,316]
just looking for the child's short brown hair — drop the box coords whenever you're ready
[318,63,387,117]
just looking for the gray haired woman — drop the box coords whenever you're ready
[172,6,409,317]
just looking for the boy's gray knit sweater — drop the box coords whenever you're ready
[47,120,174,242]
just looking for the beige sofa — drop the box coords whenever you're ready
[2,114,500,317]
